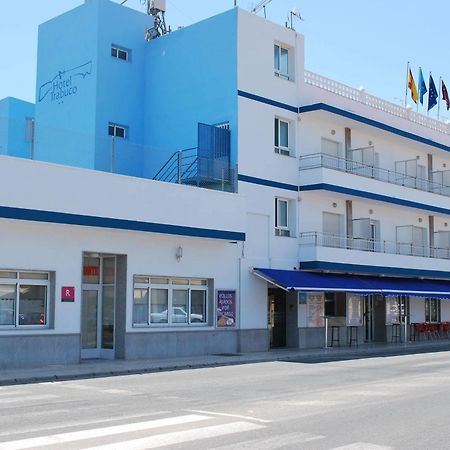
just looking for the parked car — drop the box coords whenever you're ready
[151,307,203,323]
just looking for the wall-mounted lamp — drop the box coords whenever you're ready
[176,246,183,262]
[369,209,373,215]
[418,218,423,223]
[445,222,448,227]
[332,202,337,208]
[331,129,336,135]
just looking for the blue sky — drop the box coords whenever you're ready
[1,0,449,120]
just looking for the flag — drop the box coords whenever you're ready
[442,80,450,111]
[408,69,419,104]
[428,74,438,111]
[418,68,427,105]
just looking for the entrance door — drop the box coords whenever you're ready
[81,255,116,359]
[268,289,286,348]
[364,295,387,342]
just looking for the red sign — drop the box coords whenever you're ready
[83,266,99,277]
[61,286,75,302]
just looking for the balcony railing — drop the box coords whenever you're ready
[304,70,450,135]
[299,231,450,260]
[299,153,450,197]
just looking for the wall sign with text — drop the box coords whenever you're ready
[216,290,236,328]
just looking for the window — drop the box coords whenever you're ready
[425,298,441,322]
[111,45,129,61]
[133,276,208,326]
[324,292,346,317]
[274,118,290,155]
[274,44,289,80]
[108,123,127,139]
[275,198,290,236]
[0,271,50,328]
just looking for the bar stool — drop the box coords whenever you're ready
[391,323,401,343]
[330,326,340,347]
[347,326,358,347]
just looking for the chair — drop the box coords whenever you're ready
[391,323,401,343]
[347,326,358,347]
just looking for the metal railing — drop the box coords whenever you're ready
[299,153,450,197]
[304,70,450,135]
[299,231,450,260]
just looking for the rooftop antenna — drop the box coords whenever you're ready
[144,0,170,41]
[286,7,304,30]
[251,0,273,19]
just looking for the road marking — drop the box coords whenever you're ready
[213,431,325,449]
[188,409,271,423]
[83,421,265,450]
[0,411,171,438]
[330,443,393,450]
[57,384,131,395]
[0,394,58,405]
[0,414,210,450]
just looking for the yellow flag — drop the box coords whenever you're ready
[408,69,419,104]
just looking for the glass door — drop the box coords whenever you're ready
[81,255,116,359]
[364,296,373,341]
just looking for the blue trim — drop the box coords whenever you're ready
[238,174,298,192]
[238,89,450,153]
[0,205,246,241]
[300,261,450,280]
[238,90,298,113]
[300,183,450,215]
[298,103,450,153]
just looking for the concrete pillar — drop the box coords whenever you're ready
[345,128,352,160]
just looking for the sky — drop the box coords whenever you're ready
[1,0,449,120]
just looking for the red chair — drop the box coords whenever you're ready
[442,322,450,338]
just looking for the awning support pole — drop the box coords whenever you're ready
[324,316,328,349]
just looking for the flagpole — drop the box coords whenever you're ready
[438,77,442,120]
[416,67,419,113]
[405,61,410,108]
[428,72,431,117]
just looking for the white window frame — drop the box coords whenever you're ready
[111,45,129,61]
[274,43,290,80]
[425,298,441,323]
[133,276,208,327]
[0,271,50,329]
[108,123,127,139]
[275,198,290,236]
[274,117,290,156]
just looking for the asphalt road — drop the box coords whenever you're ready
[1,351,450,449]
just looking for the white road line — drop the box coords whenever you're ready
[0,414,210,450]
[0,394,59,405]
[57,385,131,395]
[330,443,393,450]
[213,431,325,449]
[0,411,171,438]
[83,421,265,450]
[188,409,271,423]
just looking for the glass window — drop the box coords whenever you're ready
[133,288,149,325]
[0,285,15,326]
[150,277,169,284]
[111,45,129,61]
[18,285,47,326]
[0,272,17,279]
[150,288,168,324]
[274,44,289,79]
[274,118,290,155]
[108,123,127,139]
[191,290,206,323]
[19,272,48,280]
[102,257,115,284]
[83,257,100,284]
[190,279,207,286]
[172,290,188,323]
[425,298,440,322]
[172,278,189,285]
[134,276,149,284]
[275,198,288,229]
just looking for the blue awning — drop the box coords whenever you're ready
[253,268,450,299]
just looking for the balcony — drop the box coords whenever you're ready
[299,153,450,197]
[299,232,450,260]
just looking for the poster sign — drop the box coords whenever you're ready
[61,286,75,302]
[307,293,324,327]
[217,290,236,327]
[386,297,400,325]
[346,294,363,326]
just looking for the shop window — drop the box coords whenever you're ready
[133,276,208,326]
[425,298,441,322]
[324,292,346,317]
[0,271,50,328]
[274,43,290,80]
[111,45,130,61]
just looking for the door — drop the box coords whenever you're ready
[81,255,116,359]
[364,296,373,341]
[364,295,387,342]
[268,289,286,348]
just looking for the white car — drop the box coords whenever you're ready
[151,307,203,323]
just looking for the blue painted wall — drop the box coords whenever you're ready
[143,8,238,178]
[0,97,35,158]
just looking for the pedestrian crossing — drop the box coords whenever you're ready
[0,409,394,450]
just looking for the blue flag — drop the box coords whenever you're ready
[418,68,427,105]
[428,74,438,111]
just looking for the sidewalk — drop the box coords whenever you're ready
[2,340,450,386]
